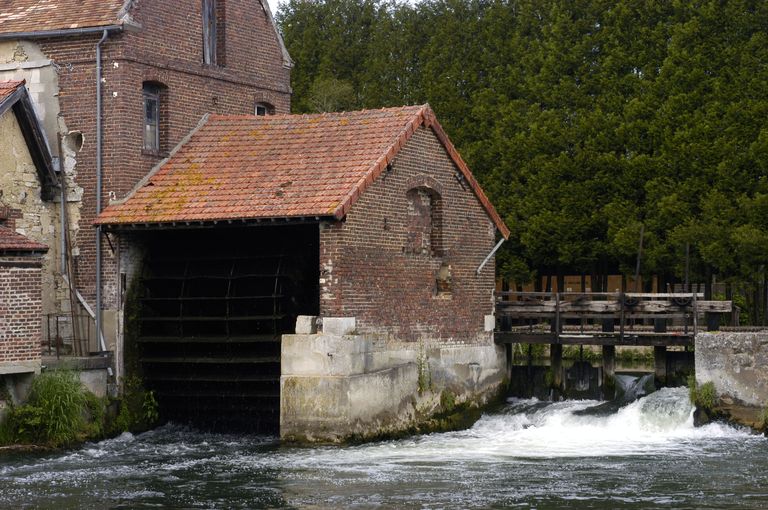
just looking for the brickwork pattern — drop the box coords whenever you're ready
[319,127,498,343]
[0,257,43,365]
[29,0,291,306]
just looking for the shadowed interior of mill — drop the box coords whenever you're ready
[133,224,319,433]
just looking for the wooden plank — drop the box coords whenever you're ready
[140,356,280,364]
[494,331,693,347]
[502,312,691,320]
[496,291,705,299]
[139,315,285,322]
[153,390,280,398]
[141,295,282,302]
[496,300,731,314]
[146,374,277,382]
[137,335,279,344]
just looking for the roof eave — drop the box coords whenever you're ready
[0,24,124,41]
[259,0,293,69]
[98,215,332,231]
[0,83,59,201]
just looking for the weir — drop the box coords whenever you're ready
[495,291,732,395]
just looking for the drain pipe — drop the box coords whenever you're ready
[95,29,109,354]
[477,238,505,275]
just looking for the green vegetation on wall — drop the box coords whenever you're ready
[0,371,104,447]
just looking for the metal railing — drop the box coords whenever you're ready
[45,313,94,358]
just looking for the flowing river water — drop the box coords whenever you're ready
[2,386,767,509]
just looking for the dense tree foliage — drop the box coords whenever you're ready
[277,0,768,296]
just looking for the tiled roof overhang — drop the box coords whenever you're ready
[96,105,510,239]
[0,225,48,253]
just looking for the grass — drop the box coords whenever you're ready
[688,375,718,411]
[0,370,105,447]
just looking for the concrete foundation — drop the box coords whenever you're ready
[280,317,506,443]
[696,331,768,408]
[41,354,112,398]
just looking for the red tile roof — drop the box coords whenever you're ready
[0,226,48,253]
[96,105,510,238]
[0,80,25,100]
[0,0,125,34]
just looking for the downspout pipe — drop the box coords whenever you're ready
[95,29,109,354]
[477,237,505,275]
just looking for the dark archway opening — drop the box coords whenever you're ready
[134,224,319,433]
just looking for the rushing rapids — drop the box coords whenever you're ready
[2,384,767,509]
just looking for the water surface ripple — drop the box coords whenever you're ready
[1,387,766,509]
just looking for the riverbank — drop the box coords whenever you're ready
[0,370,158,452]
[2,389,766,509]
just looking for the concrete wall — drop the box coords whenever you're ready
[696,331,768,408]
[281,317,506,443]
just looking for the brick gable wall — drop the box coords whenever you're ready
[319,127,498,343]
[34,0,291,306]
[0,257,43,367]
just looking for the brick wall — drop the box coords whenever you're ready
[319,127,498,343]
[29,0,291,307]
[0,256,43,367]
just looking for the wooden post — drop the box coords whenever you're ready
[619,293,625,343]
[693,292,698,336]
[654,346,667,387]
[550,343,563,394]
[602,345,616,400]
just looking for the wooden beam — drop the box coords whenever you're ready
[496,299,731,315]
[494,331,693,347]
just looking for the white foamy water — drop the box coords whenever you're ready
[1,386,766,509]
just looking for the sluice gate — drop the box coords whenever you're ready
[494,291,733,398]
[134,226,318,432]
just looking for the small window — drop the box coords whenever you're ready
[203,0,226,65]
[405,187,443,256]
[255,102,274,116]
[436,262,452,295]
[143,85,160,151]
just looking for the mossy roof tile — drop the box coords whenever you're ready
[96,105,509,238]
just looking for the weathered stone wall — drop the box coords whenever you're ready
[0,256,43,374]
[0,110,68,325]
[281,317,506,443]
[696,331,768,408]
[319,126,498,343]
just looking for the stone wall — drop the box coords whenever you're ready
[281,317,506,443]
[0,108,72,328]
[696,331,768,408]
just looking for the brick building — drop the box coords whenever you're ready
[0,1,291,360]
[96,105,510,435]
[0,227,46,377]
[0,80,50,382]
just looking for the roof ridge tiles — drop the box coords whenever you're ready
[96,104,509,238]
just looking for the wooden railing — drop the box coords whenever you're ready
[494,291,732,346]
